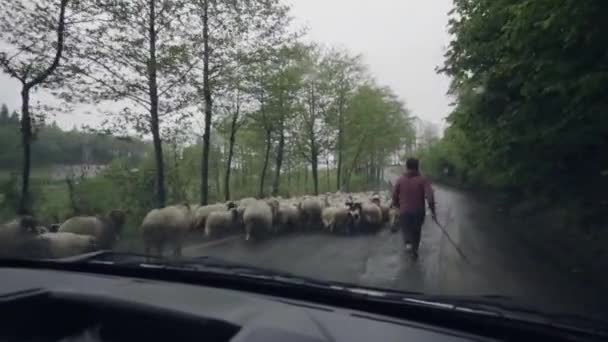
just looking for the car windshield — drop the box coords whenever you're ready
[1,0,607,325]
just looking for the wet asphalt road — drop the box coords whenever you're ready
[184,168,607,320]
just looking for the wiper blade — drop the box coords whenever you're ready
[425,295,608,334]
[63,251,608,331]
[75,251,426,298]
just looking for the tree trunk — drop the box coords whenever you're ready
[148,0,165,209]
[18,88,32,215]
[311,143,319,196]
[224,112,238,201]
[286,162,291,189]
[335,90,348,192]
[65,177,78,215]
[214,150,221,200]
[200,0,212,205]
[336,112,344,191]
[271,123,285,196]
[325,154,330,192]
[259,129,272,198]
[16,0,68,215]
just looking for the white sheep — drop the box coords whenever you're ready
[298,198,323,230]
[58,210,126,249]
[371,194,390,225]
[276,203,300,232]
[236,197,257,219]
[388,207,400,232]
[243,200,273,241]
[205,208,239,238]
[141,204,193,257]
[0,216,39,258]
[35,232,97,259]
[322,205,353,234]
[193,203,230,230]
[359,201,383,232]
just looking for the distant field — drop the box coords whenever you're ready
[0,167,54,182]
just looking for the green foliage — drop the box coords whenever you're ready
[430,0,608,217]
[0,114,146,169]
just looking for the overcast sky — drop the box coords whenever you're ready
[0,0,453,130]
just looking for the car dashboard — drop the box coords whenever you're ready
[0,267,485,342]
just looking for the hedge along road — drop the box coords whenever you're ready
[184,167,608,321]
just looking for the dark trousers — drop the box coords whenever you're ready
[400,212,425,252]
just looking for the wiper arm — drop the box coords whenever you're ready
[425,295,608,334]
[74,251,426,298]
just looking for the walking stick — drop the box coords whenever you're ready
[431,214,471,265]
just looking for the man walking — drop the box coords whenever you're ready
[391,158,436,260]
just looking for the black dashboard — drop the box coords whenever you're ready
[0,267,487,342]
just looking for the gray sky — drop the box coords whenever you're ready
[0,0,453,130]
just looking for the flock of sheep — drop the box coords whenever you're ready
[0,191,399,259]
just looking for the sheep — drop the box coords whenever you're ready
[0,216,39,258]
[243,200,273,241]
[193,203,230,231]
[58,210,126,249]
[265,198,280,232]
[276,203,300,232]
[356,201,383,233]
[205,208,239,238]
[388,207,400,232]
[371,194,390,225]
[322,205,354,234]
[141,204,193,257]
[35,226,50,234]
[34,232,97,259]
[297,198,323,230]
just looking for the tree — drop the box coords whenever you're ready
[218,71,246,201]
[268,45,306,196]
[0,0,73,214]
[439,0,608,214]
[341,83,412,191]
[322,49,365,190]
[248,52,274,198]
[192,0,294,204]
[296,46,332,196]
[0,104,9,124]
[67,0,199,209]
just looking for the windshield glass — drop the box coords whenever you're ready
[1,0,607,325]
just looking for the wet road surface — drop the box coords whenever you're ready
[184,169,608,320]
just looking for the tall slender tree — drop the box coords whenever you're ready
[0,0,75,214]
[66,0,199,208]
[193,0,294,204]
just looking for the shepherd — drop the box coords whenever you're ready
[391,158,437,260]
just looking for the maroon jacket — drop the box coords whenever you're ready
[392,170,435,214]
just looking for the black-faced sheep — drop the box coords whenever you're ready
[322,205,354,234]
[58,210,126,249]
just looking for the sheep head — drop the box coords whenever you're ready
[19,216,38,235]
[107,210,127,232]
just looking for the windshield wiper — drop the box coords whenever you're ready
[49,251,608,335]
[422,295,608,335]
[67,251,426,297]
